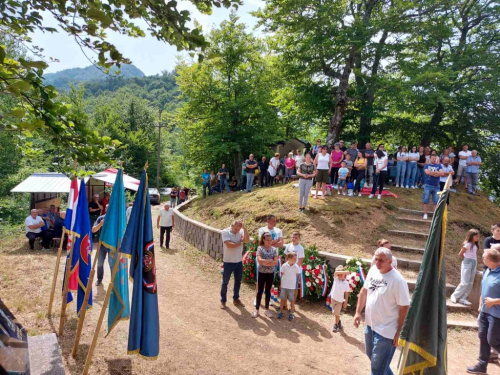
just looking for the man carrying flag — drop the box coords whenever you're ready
[98,168,130,335]
[397,175,451,374]
[120,167,159,359]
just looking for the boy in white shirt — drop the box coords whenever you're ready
[278,252,301,321]
[330,265,351,332]
[284,231,305,311]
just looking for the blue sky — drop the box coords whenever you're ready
[29,0,265,76]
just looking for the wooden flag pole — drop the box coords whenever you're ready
[58,237,76,336]
[82,252,122,375]
[72,240,102,357]
[397,342,410,375]
[48,227,66,316]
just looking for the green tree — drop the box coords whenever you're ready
[176,12,282,177]
[1,0,240,163]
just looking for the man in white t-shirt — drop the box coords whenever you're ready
[220,220,249,309]
[354,248,410,375]
[258,214,284,248]
[156,203,175,249]
[25,209,53,251]
[455,144,472,188]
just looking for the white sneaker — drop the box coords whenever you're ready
[377,194,382,200]
[396,184,399,188]
[411,186,415,189]
[450,295,457,303]
[368,194,374,199]
[358,193,362,197]
[405,185,409,189]
[337,191,341,195]
[265,309,274,318]
[423,214,428,220]
[459,299,472,306]
[343,192,347,196]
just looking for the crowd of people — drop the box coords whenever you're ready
[202,141,482,220]
[219,216,500,374]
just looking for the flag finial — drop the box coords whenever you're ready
[144,161,149,170]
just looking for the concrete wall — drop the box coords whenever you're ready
[174,199,224,261]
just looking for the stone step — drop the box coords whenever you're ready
[395,216,431,225]
[388,230,428,239]
[391,244,425,254]
[407,279,456,297]
[446,300,472,313]
[399,208,434,217]
[447,320,478,330]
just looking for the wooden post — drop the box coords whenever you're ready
[397,341,410,375]
[48,228,66,316]
[58,236,76,336]
[72,241,102,357]
[82,252,122,375]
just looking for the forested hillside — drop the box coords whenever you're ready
[44,64,145,90]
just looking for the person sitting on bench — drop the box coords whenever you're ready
[25,209,53,251]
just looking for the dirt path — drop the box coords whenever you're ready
[1,228,494,374]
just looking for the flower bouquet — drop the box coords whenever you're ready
[300,246,333,302]
[242,238,259,283]
[344,257,370,311]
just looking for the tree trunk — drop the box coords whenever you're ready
[234,152,242,181]
[326,46,356,150]
[422,102,444,146]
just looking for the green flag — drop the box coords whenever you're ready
[398,176,451,374]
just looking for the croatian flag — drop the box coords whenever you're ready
[358,266,366,284]
[63,178,80,305]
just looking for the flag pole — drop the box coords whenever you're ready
[48,227,66,316]
[72,240,102,357]
[397,341,410,375]
[82,252,122,375]
[59,237,76,336]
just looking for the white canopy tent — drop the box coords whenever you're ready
[11,169,140,210]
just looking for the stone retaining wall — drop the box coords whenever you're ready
[174,198,224,261]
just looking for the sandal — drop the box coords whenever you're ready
[252,310,259,318]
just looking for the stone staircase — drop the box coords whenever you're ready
[384,206,478,330]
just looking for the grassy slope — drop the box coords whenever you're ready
[183,184,500,285]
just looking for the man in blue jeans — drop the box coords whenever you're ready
[354,248,410,375]
[220,220,249,309]
[201,169,211,197]
[218,163,230,193]
[422,155,443,220]
[467,247,500,374]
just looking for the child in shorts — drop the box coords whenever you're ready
[278,252,301,321]
[338,161,349,195]
[329,265,351,332]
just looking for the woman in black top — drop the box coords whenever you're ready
[296,153,317,212]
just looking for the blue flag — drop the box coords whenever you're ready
[73,179,93,317]
[120,169,159,359]
[99,168,130,336]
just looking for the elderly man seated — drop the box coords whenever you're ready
[25,209,53,251]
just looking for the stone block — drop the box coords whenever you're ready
[28,333,65,375]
